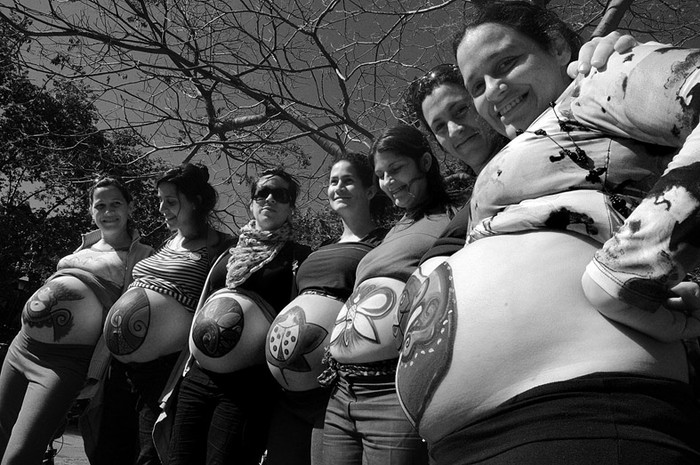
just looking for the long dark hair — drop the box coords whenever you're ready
[157,163,218,228]
[369,124,455,221]
[453,1,582,62]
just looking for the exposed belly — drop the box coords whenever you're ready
[21,276,105,345]
[266,292,345,391]
[190,288,272,374]
[329,277,405,364]
[395,231,688,444]
[105,287,193,363]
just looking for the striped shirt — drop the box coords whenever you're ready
[130,241,210,311]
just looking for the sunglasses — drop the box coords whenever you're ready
[409,64,462,95]
[253,187,291,204]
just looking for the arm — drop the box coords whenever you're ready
[579,45,700,340]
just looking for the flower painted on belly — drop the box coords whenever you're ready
[393,270,428,351]
[396,262,457,428]
[191,293,244,358]
[329,283,396,352]
[266,306,327,383]
[22,282,80,342]
[105,288,150,355]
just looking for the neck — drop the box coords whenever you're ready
[101,229,132,249]
[338,210,377,243]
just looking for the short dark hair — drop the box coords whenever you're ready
[453,1,582,63]
[402,64,465,133]
[251,168,300,209]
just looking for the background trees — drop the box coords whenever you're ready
[0,0,699,322]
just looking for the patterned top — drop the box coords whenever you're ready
[469,43,700,337]
[130,241,210,311]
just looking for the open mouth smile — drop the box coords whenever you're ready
[496,94,524,118]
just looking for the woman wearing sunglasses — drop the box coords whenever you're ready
[162,169,311,465]
[393,2,700,463]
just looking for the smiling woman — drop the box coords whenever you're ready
[0,178,153,465]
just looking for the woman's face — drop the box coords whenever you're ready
[456,22,571,139]
[328,160,375,216]
[373,150,429,210]
[91,185,132,235]
[250,175,293,231]
[421,83,493,174]
[158,182,197,233]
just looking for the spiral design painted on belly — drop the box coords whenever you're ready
[22,282,81,342]
[396,261,457,427]
[191,294,244,358]
[266,306,327,384]
[105,288,150,355]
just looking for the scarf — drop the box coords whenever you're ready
[225,220,294,289]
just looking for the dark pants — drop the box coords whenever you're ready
[126,352,181,465]
[265,387,330,465]
[166,363,279,465]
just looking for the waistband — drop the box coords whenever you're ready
[318,352,398,387]
[430,372,700,464]
[301,289,346,303]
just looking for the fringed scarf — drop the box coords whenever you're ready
[225,220,294,289]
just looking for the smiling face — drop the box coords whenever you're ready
[456,22,571,139]
[373,150,429,210]
[327,160,376,217]
[158,182,197,233]
[421,83,494,173]
[91,185,132,235]
[250,175,293,231]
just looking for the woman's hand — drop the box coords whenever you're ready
[663,281,700,339]
[567,31,639,78]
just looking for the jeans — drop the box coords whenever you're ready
[265,387,330,465]
[166,363,277,465]
[126,352,181,465]
[0,333,93,465]
[322,373,428,465]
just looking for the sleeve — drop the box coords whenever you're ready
[576,44,700,341]
[420,206,470,263]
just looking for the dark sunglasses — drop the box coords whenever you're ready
[409,63,462,95]
[253,187,291,204]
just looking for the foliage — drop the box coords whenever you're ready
[0,20,171,326]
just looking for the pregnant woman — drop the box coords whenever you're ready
[264,154,387,465]
[0,177,153,465]
[105,164,232,465]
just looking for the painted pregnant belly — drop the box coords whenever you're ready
[190,288,272,374]
[105,287,193,363]
[22,276,104,345]
[395,261,457,428]
[266,293,344,391]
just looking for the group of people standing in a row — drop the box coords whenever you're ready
[2,2,700,464]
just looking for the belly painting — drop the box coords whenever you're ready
[329,277,405,364]
[189,288,272,374]
[266,293,345,391]
[21,276,104,345]
[105,287,193,363]
[395,231,689,444]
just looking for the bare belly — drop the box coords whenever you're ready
[267,293,345,391]
[105,287,193,363]
[190,289,272,374]
[21,276,104,345]
[395,231,688,444]
[329,277,405,364]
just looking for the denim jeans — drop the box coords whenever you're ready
[126,352,181,465]
[322,373,428,465]
[166,363,277,465]
[265,387,330,465]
